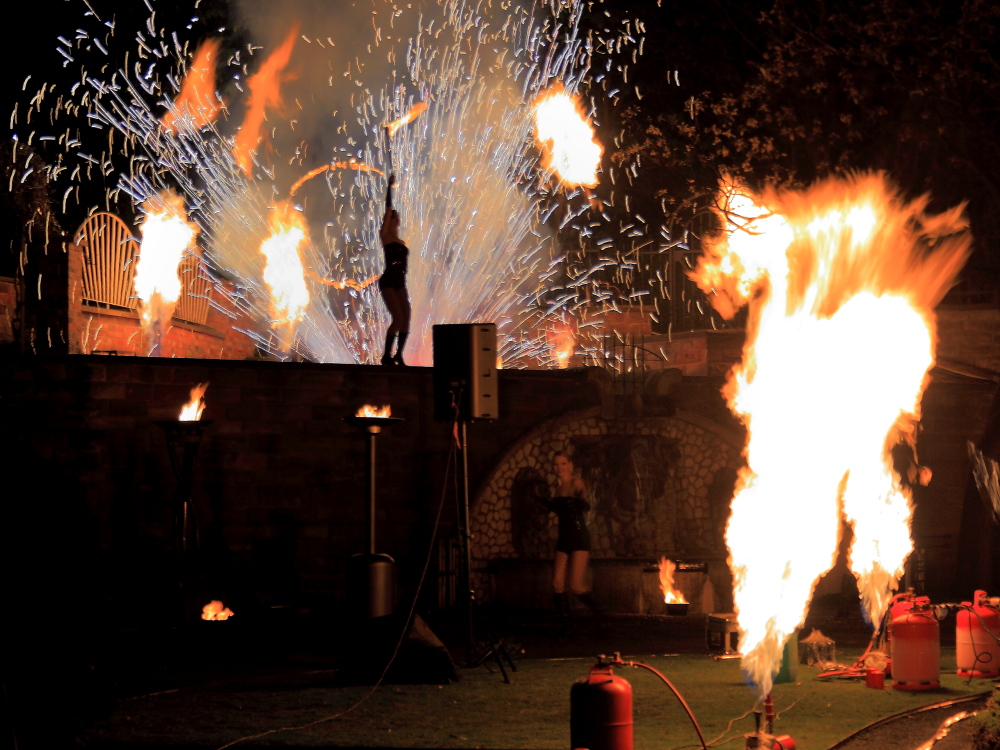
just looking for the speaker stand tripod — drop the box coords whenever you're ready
[455,416,517,682]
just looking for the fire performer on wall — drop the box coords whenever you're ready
[378,174,411,365]
[538,451,599,630]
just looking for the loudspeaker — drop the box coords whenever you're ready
[433,323,498,421]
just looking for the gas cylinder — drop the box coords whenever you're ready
[884,590,915,678]
[957,590,1000,678]
[570,662,633,750]
[890,596,940,690]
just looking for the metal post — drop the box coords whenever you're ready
[460,420,474,665]
[365,426,380,556]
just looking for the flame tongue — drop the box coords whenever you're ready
[134,190,199,353]
[179,383,209,421]
[202,600,233,620]
[259,201,311,353]
[692,174,971,698]
[161,38,222,134]
[658,558,687,604]
[356,404,391,418]
[386,102,428,138]
[533,85,602,187]
[233,25,298,176]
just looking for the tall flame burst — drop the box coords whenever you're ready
[259,201,311,353]
[691,173,971,698]
[232,25,298,176]
[160,38,223,134]
[533,86,602,187]
[134,190,199,355]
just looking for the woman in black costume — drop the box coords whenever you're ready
[539,451,599,623]
[379,174,411,365]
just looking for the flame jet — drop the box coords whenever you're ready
[134,190,199,356]
[533,86,602,187]
[161,38,223,134]
[233,25,298,176]
[691,173,971,698]
[259,200,311,354]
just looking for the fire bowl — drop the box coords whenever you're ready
[665,603,690,616]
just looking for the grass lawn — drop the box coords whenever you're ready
[81,647,991,749]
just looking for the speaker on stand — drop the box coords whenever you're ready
[432,323,515,681]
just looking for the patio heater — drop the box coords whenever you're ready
[344,411,403,619]
[156,419,212,554]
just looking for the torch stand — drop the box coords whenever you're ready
[156,420,212,555]
[454,414,517,683]
[344,416,403,619]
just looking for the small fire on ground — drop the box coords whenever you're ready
[356,404,391,418]
[202,600,234,620]
[658,557,687,604]
[179,383,209,421]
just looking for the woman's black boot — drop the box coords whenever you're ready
[393,331,408,366]
[381,332,396,365]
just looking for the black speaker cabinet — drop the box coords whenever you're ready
[433,323,498,421]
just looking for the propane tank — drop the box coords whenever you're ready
[957,590,1000,678]
[883,590,915,678]
[571,659,633,750]
[890,596,940,690]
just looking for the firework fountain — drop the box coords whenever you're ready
[16,0,651,365]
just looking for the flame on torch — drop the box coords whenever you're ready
[658,558,688,604]
[533,85,602,187]
[386,102,428,138]
[233,25,298,176]
[179,383,209,421]
[690,173,970,698]
[356,404,391,418]
[201,600,234,620]
[259,201,311,353]
[134,190,199,355]
[161,38,222,134]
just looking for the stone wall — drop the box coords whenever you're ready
[470,406,744,613]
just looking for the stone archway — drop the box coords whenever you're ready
[469,407,744,612]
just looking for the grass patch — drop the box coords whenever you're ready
[82,648,990,749]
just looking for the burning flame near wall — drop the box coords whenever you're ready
[691,173,971,698]
[533,86,602,187]
[547,321,576,369]
[259,201,311,353]
[160,38,223,134]
[232,25,298,176]
[202,600,234,620]
[134,190,199,355]
[179,383,209,421]
[658,557,687,604]
[356,404,391,418]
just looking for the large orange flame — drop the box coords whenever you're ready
[533,85,602,187]
[134,190,199,351]
[233,26,298,176]
[161,38,222,134]
[691,173,970,698]
[179,382,209,421]
[259,200,311,352]
[386,102,428,138]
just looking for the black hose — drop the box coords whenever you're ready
[623,659,708,750]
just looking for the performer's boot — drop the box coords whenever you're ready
[554,593,572,635]
[393,331,408,366]
[381,331,396,365]
[574,591,602,614]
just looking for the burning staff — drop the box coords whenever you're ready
[378,174,411,366]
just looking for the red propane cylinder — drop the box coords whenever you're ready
[890,596,940,690]
[571,664,633,750]
[957,590,1000,678]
